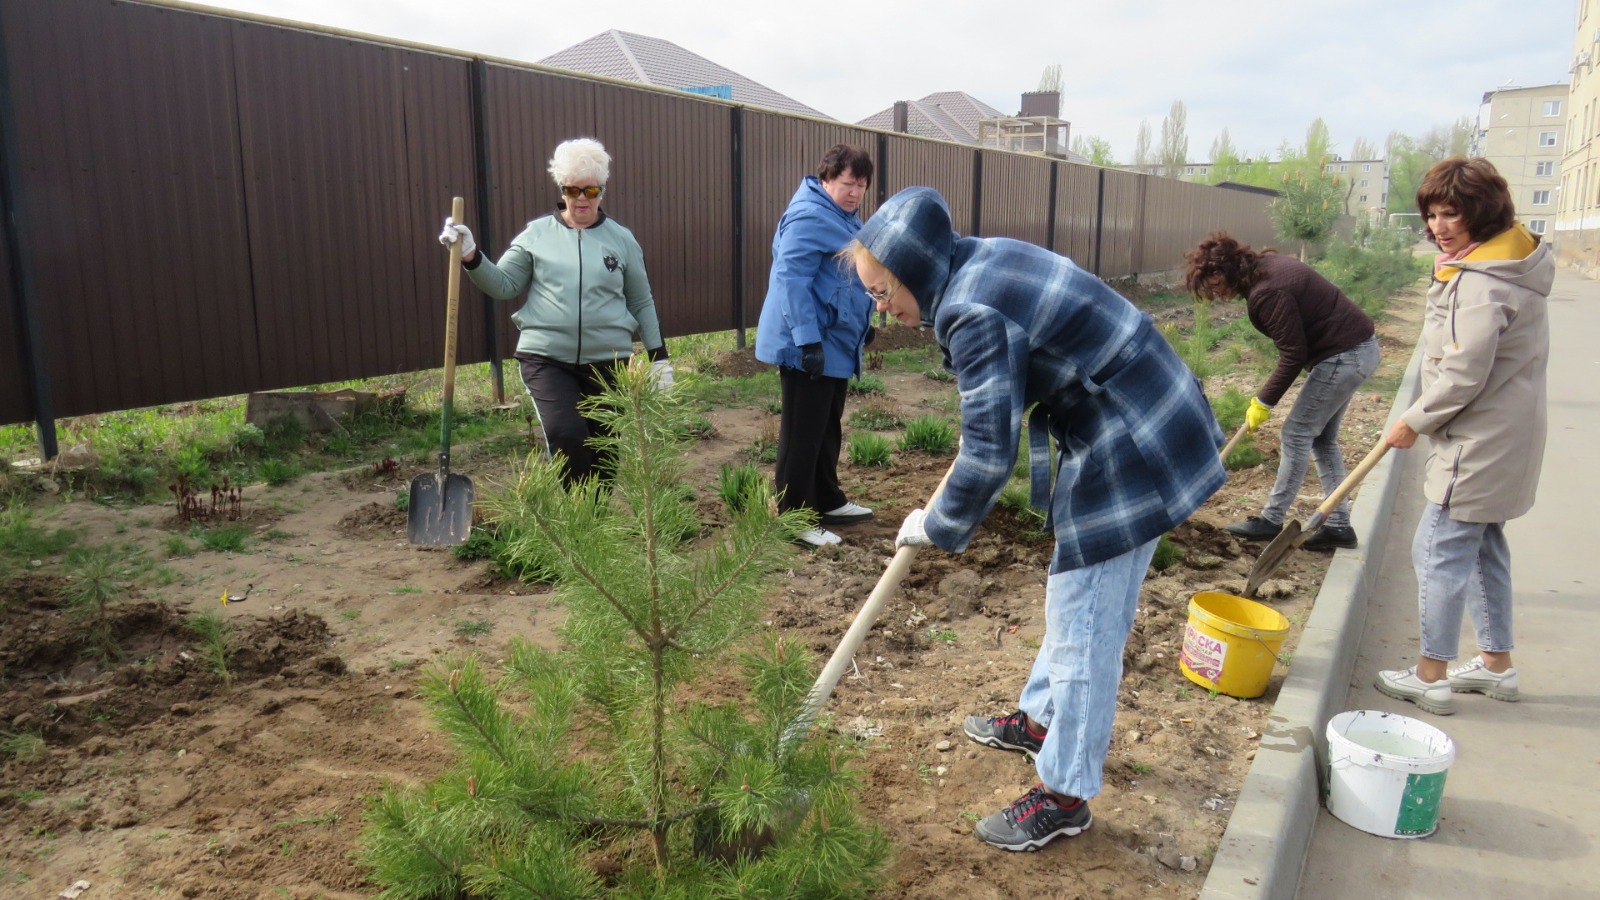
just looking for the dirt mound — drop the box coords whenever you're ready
[335,500,407,540]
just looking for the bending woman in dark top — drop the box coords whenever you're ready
[1185,231,1378,550]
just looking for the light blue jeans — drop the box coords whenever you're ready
[1020,536,1159,800]
[1413,501,1514,661]
[1262,337,1380,528]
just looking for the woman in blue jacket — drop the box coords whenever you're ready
[849,187,1226,852]
[755,145,876,547]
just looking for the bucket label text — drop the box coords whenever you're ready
[1182,623,1226,683]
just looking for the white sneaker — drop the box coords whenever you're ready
[820,501,873,524]
[797,527,842,547]
[1447,656,1519,702]
[1374,666,1456,716]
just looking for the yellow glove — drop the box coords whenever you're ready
[1245,397,1272,432]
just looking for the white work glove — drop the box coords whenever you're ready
[896,508,931,549]
[438,216,476,259]
[651,359,674,389]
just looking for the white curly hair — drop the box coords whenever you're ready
[547,137,611,187]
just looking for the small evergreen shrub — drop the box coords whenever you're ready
[362,359,889,895]
[1151,533,1181,571]
[847,374,885,395]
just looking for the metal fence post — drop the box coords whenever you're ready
[0,6,55,459]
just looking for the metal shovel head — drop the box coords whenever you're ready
[407,471,475,546]
[1244,519,1305,598]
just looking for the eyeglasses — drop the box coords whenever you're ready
[865,282,898,306]
[561,184,604,199]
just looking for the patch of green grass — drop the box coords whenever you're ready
[453,618,492,638]
[387,585,424,595]
[847,374,886,396]
[338,609,361,621]
[1160,303,1236,379]
[0,503,76,562]
[161,535,196,558]
[997,482,1046,530]
[393,489,409,512]
[194,523,250,553]
[847,403,902,431]
[1,732,46,764]
[922,366,955,383]
[899,416,957,454]
[684,369,780,410]
[716,462,771,513]
[256,459,299,486]
[847,432,893,467]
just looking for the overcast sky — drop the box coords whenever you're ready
[187,0,1577,162]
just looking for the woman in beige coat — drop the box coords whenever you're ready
[1375,157,1552,716]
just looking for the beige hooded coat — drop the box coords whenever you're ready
[1400,224,1552,523]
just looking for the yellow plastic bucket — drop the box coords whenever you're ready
[1179,591,1289,699]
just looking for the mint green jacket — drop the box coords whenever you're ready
[465,212,665,363]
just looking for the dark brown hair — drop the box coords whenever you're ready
[1184,231,1272,299]
[817,144,874,184]
[1416,156,1515,245]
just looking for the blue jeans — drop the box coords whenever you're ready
[1413,501,1514,661]
[1262,337,1379,528]
[1019,537,1159,800]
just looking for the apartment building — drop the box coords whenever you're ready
[1474,83,1567,237]
[1557,0,1600,270]
[1321,159,1389,222]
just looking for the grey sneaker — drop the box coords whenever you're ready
[1448,656,1519,701]
[1375,666,1456,715]
[974,784,1091,851]
[963,710,1045,759]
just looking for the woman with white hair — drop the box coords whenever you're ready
[439,137,671,486]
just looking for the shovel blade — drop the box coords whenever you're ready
[1244,519,1305,598]
[407,472,475,546]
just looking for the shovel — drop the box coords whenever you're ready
[1243,440,1389,597]
[408,196,475,546]
[1219,423,1248,464]
[782,458,958,749]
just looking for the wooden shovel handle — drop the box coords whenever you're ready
[790,455,960,741]
[1319,441,1389,516]
[437,197,465,461]
[1219,424,1248,462]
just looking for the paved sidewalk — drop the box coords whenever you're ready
[1203,267,1600,899]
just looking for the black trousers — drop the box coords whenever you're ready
[774,367,849,516]
[517,354,624,486]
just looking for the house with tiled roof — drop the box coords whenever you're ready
[538,30,830,119]
[855,92,1006,144]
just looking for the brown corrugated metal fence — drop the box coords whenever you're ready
[0,0,1279,442]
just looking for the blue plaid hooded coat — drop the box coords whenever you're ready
[857,187,1226,572]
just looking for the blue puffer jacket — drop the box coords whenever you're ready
[755,176,871,379]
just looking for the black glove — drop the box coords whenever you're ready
[800,342,825,378]
[864,325,876,348]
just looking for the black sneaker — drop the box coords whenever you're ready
[963,710,1044,759]
[1223,515,1283,541]
[1302,524,1357,551]
[974,784,1092,851]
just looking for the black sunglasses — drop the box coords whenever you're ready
[561,185,604,199]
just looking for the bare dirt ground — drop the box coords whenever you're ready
[0,285,1424,899]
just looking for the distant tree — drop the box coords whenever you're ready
[1072,134,1117,167]
[1038,63,1063,93]
[1159,100,1190,178]
[1384,121,1474,218]
[1350,136,1378,162]
[1205,129,1242,184]
[1133,120,1153,169]
[1304,118,1334,164]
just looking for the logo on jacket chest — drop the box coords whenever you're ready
[604,255,619,273]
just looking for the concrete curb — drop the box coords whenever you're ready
[1199,342,1425,900]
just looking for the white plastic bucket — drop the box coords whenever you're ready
[1325,709,1455,838]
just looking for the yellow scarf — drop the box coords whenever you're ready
[1435,222,1539,282]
